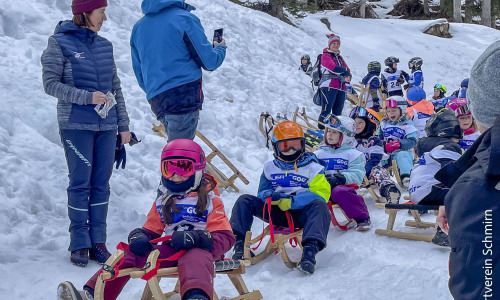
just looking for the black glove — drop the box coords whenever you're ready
[327,173,346,188]
[115,134,126,169]
[372,98,380,112]
[128,228,153,256]
[171,230,214,252]
[403,84,409,90]
[129,132,142,146]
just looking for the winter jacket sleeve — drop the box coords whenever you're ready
[408,71,423,87]
[365,153,382,177]
[183,14,226,71]
[257,172,274,201]
[41,36,93,105]
[306,65,313,76]
[130,34,146,93]
[112,63,130,132]
[381,74,388,90]
[399,131,418,150]
[143,202,166,236]
[289,173,330,209]
[321,52,346,74]
[339,153,366,185]
[369,77,381,89]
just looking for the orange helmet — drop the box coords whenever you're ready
[271,121,305,162]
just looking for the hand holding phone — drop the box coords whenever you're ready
[213,28,223,46]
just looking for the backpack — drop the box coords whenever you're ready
[311,54,323,86]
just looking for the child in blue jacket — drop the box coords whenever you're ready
[314,115,371,231]
[361,61,383,112]
[403,57,424,89]
[230,121,331,275]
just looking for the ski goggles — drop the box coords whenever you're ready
[324,114,342,128]
[455,104,471,116]
[161,159,196,178]
[276,138,304,152]
[434,84,446,91]
[349,107,380,127]
[385,99,399,108]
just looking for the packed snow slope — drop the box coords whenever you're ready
[1,0,499,299]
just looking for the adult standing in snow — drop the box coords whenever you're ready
[41,0,131,267]
[130,0,227,142]
[317,34,350,129]
[435,41,500,299]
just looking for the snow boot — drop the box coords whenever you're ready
[297,240,319,275]
[89,243,111,264]
[431,227,450,247]
[183,288,210,300]
[382,184,401,204]
[57,282,94,300]
[232,233,245,261]
[400,174,410,190]
[355,219,372,232]
[70,249,89,267]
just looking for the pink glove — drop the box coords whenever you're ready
[385,140,401,154]
[464,127,476,136]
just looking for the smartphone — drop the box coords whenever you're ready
[213,28,223,46]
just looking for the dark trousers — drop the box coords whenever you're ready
[229,194,330,249]
[85,246,214,300]
[60,129,116,251]
[419,185,448,206]
[319,87,346,123]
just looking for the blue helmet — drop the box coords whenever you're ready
[406,86,426,105]
[461,78,469,88]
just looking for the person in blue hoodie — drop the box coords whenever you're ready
[130,0,227,141]
[41,0,131,267]
[361,61,383,112]
[230,121,331,275]
[314,115,372,231]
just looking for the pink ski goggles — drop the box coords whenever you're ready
[161,159,196,178]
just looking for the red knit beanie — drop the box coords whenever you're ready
[72,0,108,15]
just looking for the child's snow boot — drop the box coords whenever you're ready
[297,240,320,275]
[382,184,401,204]
[89,243,111,264]
[70,249,89,267]
[231,233,245,260]
[57,282,94,300]
[184,288,210,300]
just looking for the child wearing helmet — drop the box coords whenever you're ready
[381,56,408,97]
[430,83,448,110]
[58,139,235,300]
[446,98,480,150]
[299,54,313,76]
[405,86,435,138]
[350,107,401,204]
[314,115,372,231]
[230,121,331,275]
[403,57,424,89]
[379,96,419,189]
[344,72,357,96]
[361,61,383,112]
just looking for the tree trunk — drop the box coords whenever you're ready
[360,0,366,18]
[453,0,462,22]
[423,0,430,17]
[482,0,492,27]
[464,0,473,23]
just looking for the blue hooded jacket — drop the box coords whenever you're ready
[131,0,226,113]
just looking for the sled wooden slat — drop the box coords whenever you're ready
[152,123,249,192]
[244,226,303,269]
[95,249,263,300]
[375,203,439,242]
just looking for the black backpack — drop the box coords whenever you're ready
[311,54,322,86]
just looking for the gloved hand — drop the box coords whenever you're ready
[129,132,142,146]
[399,71,409,82]
[128,228,153,256]
[270,198,292,211]
[385,140,401,154]
[115,134,126,169]
[372,98,380,112]
[403,84,409,90]
[170,230,214,252]
[341,70,351,76]
[327,173,346,188]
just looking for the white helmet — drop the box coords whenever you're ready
[324,115,356,147]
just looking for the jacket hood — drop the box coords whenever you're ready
[273,152,322,171]
[141,0,194,14]
[54,21,96,38]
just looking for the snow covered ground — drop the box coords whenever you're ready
[1,0,499,299]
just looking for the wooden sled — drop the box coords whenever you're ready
[386,159,402,187]
[328,202,355,231]
[244,226,303,269]
[359,176,386,208]
[152,123,249,193]
[95,249,263,300]
[375,203,440,242]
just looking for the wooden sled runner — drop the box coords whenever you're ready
[244,226,304,269]
[375,203,439,242]
[152,123,249,193]
[95,249,263,300]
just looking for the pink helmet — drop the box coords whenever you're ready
[446,98,470,117]
[161,139,206,172]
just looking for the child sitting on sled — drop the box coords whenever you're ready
[314,115,372,231]
[350,106,401,204]
[446,98,481,150]
[58,139,235,300]
[230,121,331,275]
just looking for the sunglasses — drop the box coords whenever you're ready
[276,139,304,152]
[455,104,471,116]
[161,159,195,178]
